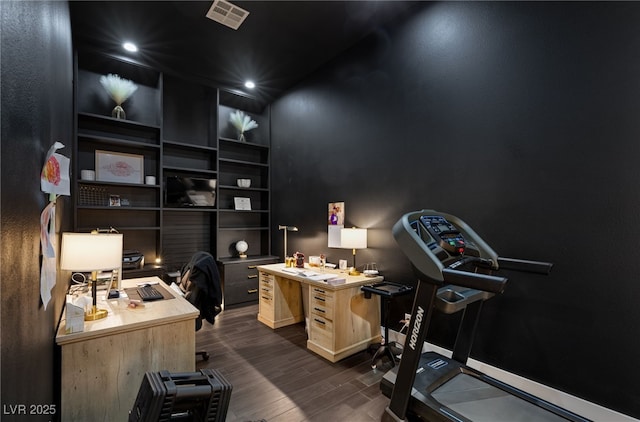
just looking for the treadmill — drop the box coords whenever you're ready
[381,210,589,422]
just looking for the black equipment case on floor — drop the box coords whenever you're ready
[129,369,232,422]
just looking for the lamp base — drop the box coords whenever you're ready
[85,306,108,321]
[348,267,361,276]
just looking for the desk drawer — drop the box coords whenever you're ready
[260,282,273,300]
[225,263,260,282]
[260,272,274,287]
[260,282,273,296]
[259,292,274,319]
[220,258,277,306]
[260,290,273,305]
[259,272,273,295]
[310,288,334,320]
[310,303,331,320]
[260,271,275,281]
[310,315,334,348]
[224,278,259,305]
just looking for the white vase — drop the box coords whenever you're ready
[112,105,125,119]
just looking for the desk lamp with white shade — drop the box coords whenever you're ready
[341,227,367,276]
[60,232,123,320]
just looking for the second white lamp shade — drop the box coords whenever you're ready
[340,227,367,250]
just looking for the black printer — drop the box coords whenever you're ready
[123,250,144,270]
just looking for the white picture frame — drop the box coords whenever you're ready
[328,225,344,248]
[234,197,251,210]
[95,150,144,184]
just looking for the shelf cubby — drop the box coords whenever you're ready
[76,52,161,127]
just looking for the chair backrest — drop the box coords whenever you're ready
[180,251,223,330]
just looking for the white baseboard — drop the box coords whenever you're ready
[386,329,637,421]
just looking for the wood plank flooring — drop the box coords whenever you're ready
[195,304,396,422]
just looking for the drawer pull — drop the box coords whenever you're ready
[247,265,257,269]
[313,307,325,313]
[314,318,326,325]
[313,288,326,294]
[247,289,258,294]
[313,296,325,302]
[247,274,258,279]
[261,295,271,300]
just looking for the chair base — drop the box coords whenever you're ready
[370,341,402,369]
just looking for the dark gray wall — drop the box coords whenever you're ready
[271,2,640,418]
[1,1,73,420]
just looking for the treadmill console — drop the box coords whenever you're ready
[420,215,466,256]
[394,209,552,289]
[395,210,498,283]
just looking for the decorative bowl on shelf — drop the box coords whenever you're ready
[237,178,251,188]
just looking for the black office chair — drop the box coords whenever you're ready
[179,251,223,361]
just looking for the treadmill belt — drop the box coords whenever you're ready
[432,374,568,422]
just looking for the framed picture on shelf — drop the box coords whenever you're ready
[95,150,144,184]
[109,195,121,207]
[234,197,251,210]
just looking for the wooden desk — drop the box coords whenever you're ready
[257,263,383,362]
[55,276,199,421]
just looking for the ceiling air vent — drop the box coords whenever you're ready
[206,0,249,30]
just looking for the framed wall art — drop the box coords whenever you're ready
[95,150,144,184]
[234,197,251,210]
[328,201,345,247]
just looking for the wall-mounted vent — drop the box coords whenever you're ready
[206,0,249,30]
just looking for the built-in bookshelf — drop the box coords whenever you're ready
[73,50,274,281]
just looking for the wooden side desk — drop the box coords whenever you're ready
[257,263,383,362]
[55,276,199,421]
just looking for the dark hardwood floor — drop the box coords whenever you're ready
[195,304,395,422]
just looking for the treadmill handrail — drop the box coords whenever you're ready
[497,257,553,274]
[441,268,508,294]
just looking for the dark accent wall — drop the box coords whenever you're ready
[1,1,73,420]
[271,2,640,418]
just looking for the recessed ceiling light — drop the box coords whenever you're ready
[123,42,138,52]
[244,80,255,89]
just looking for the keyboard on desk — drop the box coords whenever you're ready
[137,284,164,301]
